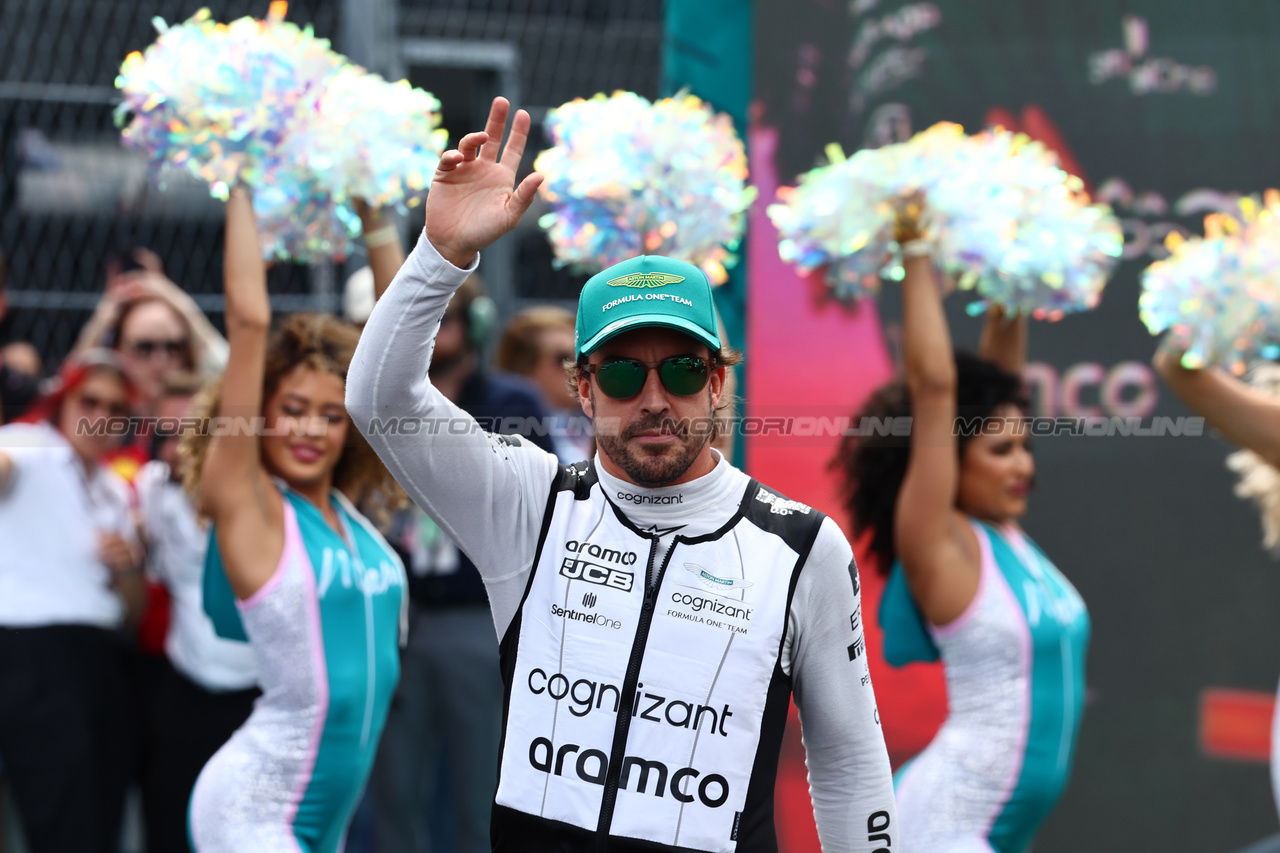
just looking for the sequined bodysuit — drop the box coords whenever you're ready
[189,488,406,853]
[880,520,1089,853]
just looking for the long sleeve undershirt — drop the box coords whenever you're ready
[346,234,897,853]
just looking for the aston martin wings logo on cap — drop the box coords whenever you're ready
[606,272,686,288]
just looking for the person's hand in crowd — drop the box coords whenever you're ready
[128,246,165,275]
[73,248,173,356]
[97,531,139,578]
[73,247,227,375]
[112,268,203,333]
[99,530,146,625]
[89,248,167,322]
[107,251,229,377]
[73,280,129,354]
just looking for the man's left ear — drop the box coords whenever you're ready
[578,372,594,418]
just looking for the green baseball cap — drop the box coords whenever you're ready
[575,255,721,359]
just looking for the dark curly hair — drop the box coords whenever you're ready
[834,351,1028,575]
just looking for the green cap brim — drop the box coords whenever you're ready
[578,313,721,358]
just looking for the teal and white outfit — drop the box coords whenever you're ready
[879,519,1089,853]
[188,485,407,853]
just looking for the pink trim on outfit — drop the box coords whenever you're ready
[237,501,303,610]
[283,502,330,850]
[976,522,1033,837]
[929,532,991,641]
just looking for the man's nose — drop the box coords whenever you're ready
[636,366,670,413]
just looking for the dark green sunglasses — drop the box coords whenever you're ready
[584,356,713,400]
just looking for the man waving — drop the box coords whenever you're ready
[347,97,895,853]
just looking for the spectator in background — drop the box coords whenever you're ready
[0,251,40,423]
[371,272,557,853]
[0,349,145,853]
[73,252,232,816]
[495,305,592,463]
[71,250,227,491]
[73,248,228,415]
[133,370,259,853]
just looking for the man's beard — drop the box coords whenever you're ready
[591,388,713,488]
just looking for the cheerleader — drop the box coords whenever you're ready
[183,188,407,853]
[834,240,1090,853]
[1155,341,1280,820]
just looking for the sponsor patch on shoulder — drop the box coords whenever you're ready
[754,490,810,516]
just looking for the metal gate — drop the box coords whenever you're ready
[0,0,663,374]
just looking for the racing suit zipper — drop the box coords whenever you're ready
[594,534,681,848]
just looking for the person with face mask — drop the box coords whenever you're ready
[835,228,1090,852]
[347,97,895,853]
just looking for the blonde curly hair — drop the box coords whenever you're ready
[178,313,405,526]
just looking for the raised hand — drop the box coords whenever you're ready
[425,97,544,268]
[892,190,927,244]
[223,187,271,331]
